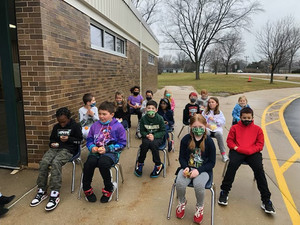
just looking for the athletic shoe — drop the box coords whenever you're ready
[194,206,204,224]
[30,189,48,207]
[150,163,164,178]
[261,200,276,214]
[222,154,229,162]
[176,200,187,219]
[45,191,60,211]
[0,208,9,217]
[218,190,228,206]
[84,188,97,202]
[136,132,142,139]
[134,162,144,177]
[100,182,117,203]
[0,195,15,205]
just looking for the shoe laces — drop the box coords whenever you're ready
[84,188,94,196]
[102,188,112,197]
[195,206,204,218]
[176,201,186,213]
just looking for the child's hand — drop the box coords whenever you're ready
[91,146,98,153]
[60,136,68,142]
[164,121,168,124]
[87,109,94,116]
[146,134,154,141]
[51,143,59,148]
[183,167,190,178]
[98,146,106,154]
[209,116,214,121]
[189,169,199,178]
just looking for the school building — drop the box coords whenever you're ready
[0,0,159,168]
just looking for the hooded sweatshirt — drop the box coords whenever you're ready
[86,118,126,163]
[139,113,166,139]
[226,120,264,155]
[49,118,83,155]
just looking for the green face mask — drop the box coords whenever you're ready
[147,110,156,117]
[192,127,205,136]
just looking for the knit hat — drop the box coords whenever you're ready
[189,92,198,98]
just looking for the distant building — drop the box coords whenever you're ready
[0,0,159,168]
[162,68,184,73]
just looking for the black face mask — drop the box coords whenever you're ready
[146,97,152,101]
[133,92,139,96]
[241,120,252,126]
[190,98,196,103]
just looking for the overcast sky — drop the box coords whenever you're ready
[155,0,300,63]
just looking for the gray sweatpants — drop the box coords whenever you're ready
[37,148,73,192]
[206,130,226,154]
[176,169,209,207]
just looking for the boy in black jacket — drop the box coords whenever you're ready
[183,92,200,125]
[30,107,82,211]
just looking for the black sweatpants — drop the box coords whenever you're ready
[221,150,271,202]
[83,154,114,192]
[138,138,163,165]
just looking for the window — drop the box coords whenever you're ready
[148,54,155,65]
[90,24,126,57]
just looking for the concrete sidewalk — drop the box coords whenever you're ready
[1,86,299,225]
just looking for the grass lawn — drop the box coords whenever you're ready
[158,73,300,96]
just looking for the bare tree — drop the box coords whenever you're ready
[256,17,293,83]
[131,0,161,25]
[163,0,262,80]
[201,50,212,73]
[219,32,245,74]
[209,47,223,74]
[287,27,300,73]
[175,51,187,71]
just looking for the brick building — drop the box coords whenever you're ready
[0,0,159,168]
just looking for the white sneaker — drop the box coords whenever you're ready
[222,154,229,162]
[45,191,60,211]
[30,189,48,207]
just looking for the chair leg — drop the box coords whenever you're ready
[118,163,124,183]
[162,150,167,178]
[126,129,130,149]
[222,159,229,177]
[71,161,76,193]
[78,170,83,200]
[113,166,119,201]
[167,182,176,219]
[210,184,215,225]
[177,125,185,138]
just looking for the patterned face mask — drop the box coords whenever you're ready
[192,127,205,136]
[147,110,156,117]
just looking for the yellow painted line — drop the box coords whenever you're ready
[280,153,300,173]
[265,120,279,126]
[262,96,300,224]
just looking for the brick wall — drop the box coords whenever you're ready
[15,0,158,167]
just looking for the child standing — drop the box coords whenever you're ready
[128,86,144,138]
[114,91,130,129]
[175,114,216,224]
[196,89,209,113]
[30,107,83,211]
[83,101,126,203]
[218,107,275,214]
[79,93,99,139]
[158,98,175,151]
[164,89,175,112]
[231,95,250,125]
[183,92,200,125]
[134,100,166,178]
[202,97,228,162]
[141,90,153,116]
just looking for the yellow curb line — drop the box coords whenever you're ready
[262,95,300,225]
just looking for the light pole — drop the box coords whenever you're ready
[244,55,249,69]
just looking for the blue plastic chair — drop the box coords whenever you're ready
[167,168,215,225]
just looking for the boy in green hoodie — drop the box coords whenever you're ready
[134,100,166,178]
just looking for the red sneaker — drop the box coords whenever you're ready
[176,200,187,219]
[194,206,204,224]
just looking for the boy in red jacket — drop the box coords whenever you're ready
[218,107,275,214]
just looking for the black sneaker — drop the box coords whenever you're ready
[100,182,116,203]
[218,190,228,206]
[84,188,97,202]
[0,208,9,218]
[0,195,15,205]
[134,162,144,177]
[30,189,48,207]
[150,163,164,178]
[45,191,60,211]
[261,200,276,214]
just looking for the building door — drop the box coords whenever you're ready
[0,0,27,168]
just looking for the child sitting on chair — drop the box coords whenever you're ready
[30,107,82,211]
[83,101,126,203]
[141,90,153,116]
[218,107,275,214]
[114,91,130,129]
[79,93,99,139]
[158,98,175,152]
[183,92,200,125]
[196,89,209,113]
[176,114,216,224]
[134,100,166,178]
[231,95,250,125]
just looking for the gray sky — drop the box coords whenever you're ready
[155,0,300,63]
[244,0,300,62]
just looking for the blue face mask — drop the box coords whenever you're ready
[99,120,110,125]
[91,102,96,107]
